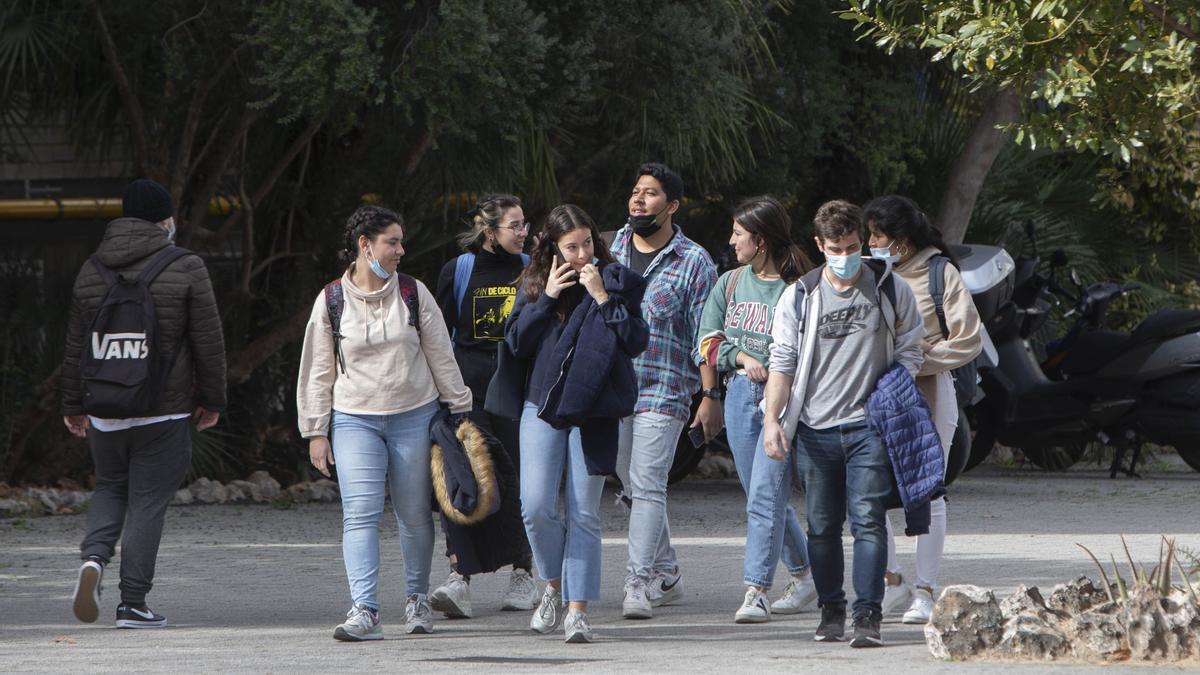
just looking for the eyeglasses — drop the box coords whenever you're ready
[496,222,531,233]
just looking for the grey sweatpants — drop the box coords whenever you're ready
[80,418,191,606]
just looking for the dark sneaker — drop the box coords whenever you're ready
[115,603,167,629]
[813,603,846,642]
[849,612,884,648]
[72,560,104,623]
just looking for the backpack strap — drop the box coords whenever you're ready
[324,279,346,375]
[520,253,530,266]
[724,266,746,308]
[928,254,950,339]
[397,273,421,334]
[136,247,192,285]
[452,253,476,318]
[89,256,119,287]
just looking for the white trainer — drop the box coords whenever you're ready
[771,574,818,614]
[622,576,653,619]
[647,568,683,607]
[563,608,595,643]
[902,587,935,624]
[502,568,539,611]
[882,580,914,616]
[530,586,563,634]
[404,594,434,634]
[734,588,771,624]
[72,560,104,623]
[430,571,472,618]
[333,604,383,641]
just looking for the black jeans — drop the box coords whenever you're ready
[80,418,191,605]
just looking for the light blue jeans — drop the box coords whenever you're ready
[616,411,687,581]
[519,402,605,602]
[330,402,438,611]
[726,374,810,589]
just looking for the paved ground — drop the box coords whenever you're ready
[2,462,1199,673]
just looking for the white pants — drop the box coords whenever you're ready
[885,370,955,589]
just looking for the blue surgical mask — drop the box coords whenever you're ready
[366,245,392,280]
[869,246,898,265]
[826,251,862,280]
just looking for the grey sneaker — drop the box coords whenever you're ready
[72,560,104,623]
[563,608,595,643]
[734,587,771,624]
[849,612,884,648]
[771,574,818,614]
[530,586,563,634]
[622,575,652,619]
[333,604,382,641]
[404,594,434,634]
[430,571,472,618]
[647,567,683,607]
[814,603,847,642]
[502,568,539,611]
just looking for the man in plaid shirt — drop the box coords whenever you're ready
[610,163,719,619]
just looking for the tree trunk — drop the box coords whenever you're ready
[936,88,1022,245]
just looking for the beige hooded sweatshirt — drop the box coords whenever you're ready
[893,247,984,415]
[297,265,472,439]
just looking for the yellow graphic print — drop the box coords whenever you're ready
[473,285,517,341]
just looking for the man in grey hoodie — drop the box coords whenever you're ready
[761,200,923,648]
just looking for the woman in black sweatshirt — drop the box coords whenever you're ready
[430,194,536,618]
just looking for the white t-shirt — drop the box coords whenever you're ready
[88,414,190,433]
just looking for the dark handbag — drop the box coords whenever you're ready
[484,339,527,420]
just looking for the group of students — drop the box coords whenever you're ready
[65,165,980,649]
[292,162,983,646]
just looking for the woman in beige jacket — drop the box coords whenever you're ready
[297,205,472,641]
[864,195,983,624]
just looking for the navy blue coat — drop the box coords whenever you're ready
[866,362,946,535]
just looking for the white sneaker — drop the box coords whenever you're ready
[881,580,913,616]
[734,588,771,624]
[622,576,653,619]
[72,560,104,623]
[334,604,383,641]
[902,588,935,624]
[771,574,818,614]
[563,608,595,643]
[430,571,472,618]
[647,568,683,607]
[530,586,563,634]
[502,569,539,611]
[404,594,434,634]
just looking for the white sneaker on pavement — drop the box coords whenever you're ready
[333,604,383,641]
[881,579,914,616]
[647,567,683,607]
[902,587,935,624]
[563,608,595,643]
[734,588,771,624]
[771,573,818,614]
[530,586,563,634]
[404,594,434,634]
[430,571,472,618]
[502,568,539,611]
[622,575,653,619]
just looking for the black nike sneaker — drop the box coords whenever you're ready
[116,603,167,628]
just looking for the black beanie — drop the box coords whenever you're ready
[122,179,174,223]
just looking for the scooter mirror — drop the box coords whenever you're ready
[1070,268,1082,288]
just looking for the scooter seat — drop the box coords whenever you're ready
[1060,330,1130,375]
[1131,309,1200,343]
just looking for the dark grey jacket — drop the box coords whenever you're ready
[61,218,227,416]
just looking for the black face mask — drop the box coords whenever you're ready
[627,205,670,238]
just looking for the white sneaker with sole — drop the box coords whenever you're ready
[333,604,382,641]
[734,588,771,624]
[404,594,434,634]
[502,568,539,611]
[881,580,913,616]
[647,568,683,607]
[563,608,594,643]
[72,560,103,623]
[430,571,472,618]
[771,574,818,614]
[902,588,935,624]
[530,586,562,634]
[622,576,653,619]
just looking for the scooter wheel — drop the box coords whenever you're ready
[1020,444,1086,471]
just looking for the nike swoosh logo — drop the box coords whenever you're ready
[660,577,680,592]
[127,607,155,619]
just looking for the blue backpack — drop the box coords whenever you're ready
[451,252,529,340]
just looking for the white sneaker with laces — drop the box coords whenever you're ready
[734,588,771,624]
[622,576,653,619]
[771,574,818,614]
[502,568,539,611]
[881,580,914,616]
[563,608,595,643]
[72,560,104,623]
[430,571,472,618]
[530,586,563,634]
[647,567,683,607]
[333,604,383,641]
[404,594,434,634]
[902,587,935,624]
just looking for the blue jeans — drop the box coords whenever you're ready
[727,374,809,589]
[616,411,687,581]
[330,402,438,611]
[791,420,891,618]
[519,402,605,602]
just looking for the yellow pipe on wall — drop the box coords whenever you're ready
[0,196,239,220]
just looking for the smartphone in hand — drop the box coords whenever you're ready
[688,425,706,448]
[554,245,580,281]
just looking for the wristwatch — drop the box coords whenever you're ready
[701,387,723,401]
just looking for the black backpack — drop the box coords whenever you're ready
[928,255,979,408]
[80,247,192,417]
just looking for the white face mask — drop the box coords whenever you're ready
[869,245,898,264]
